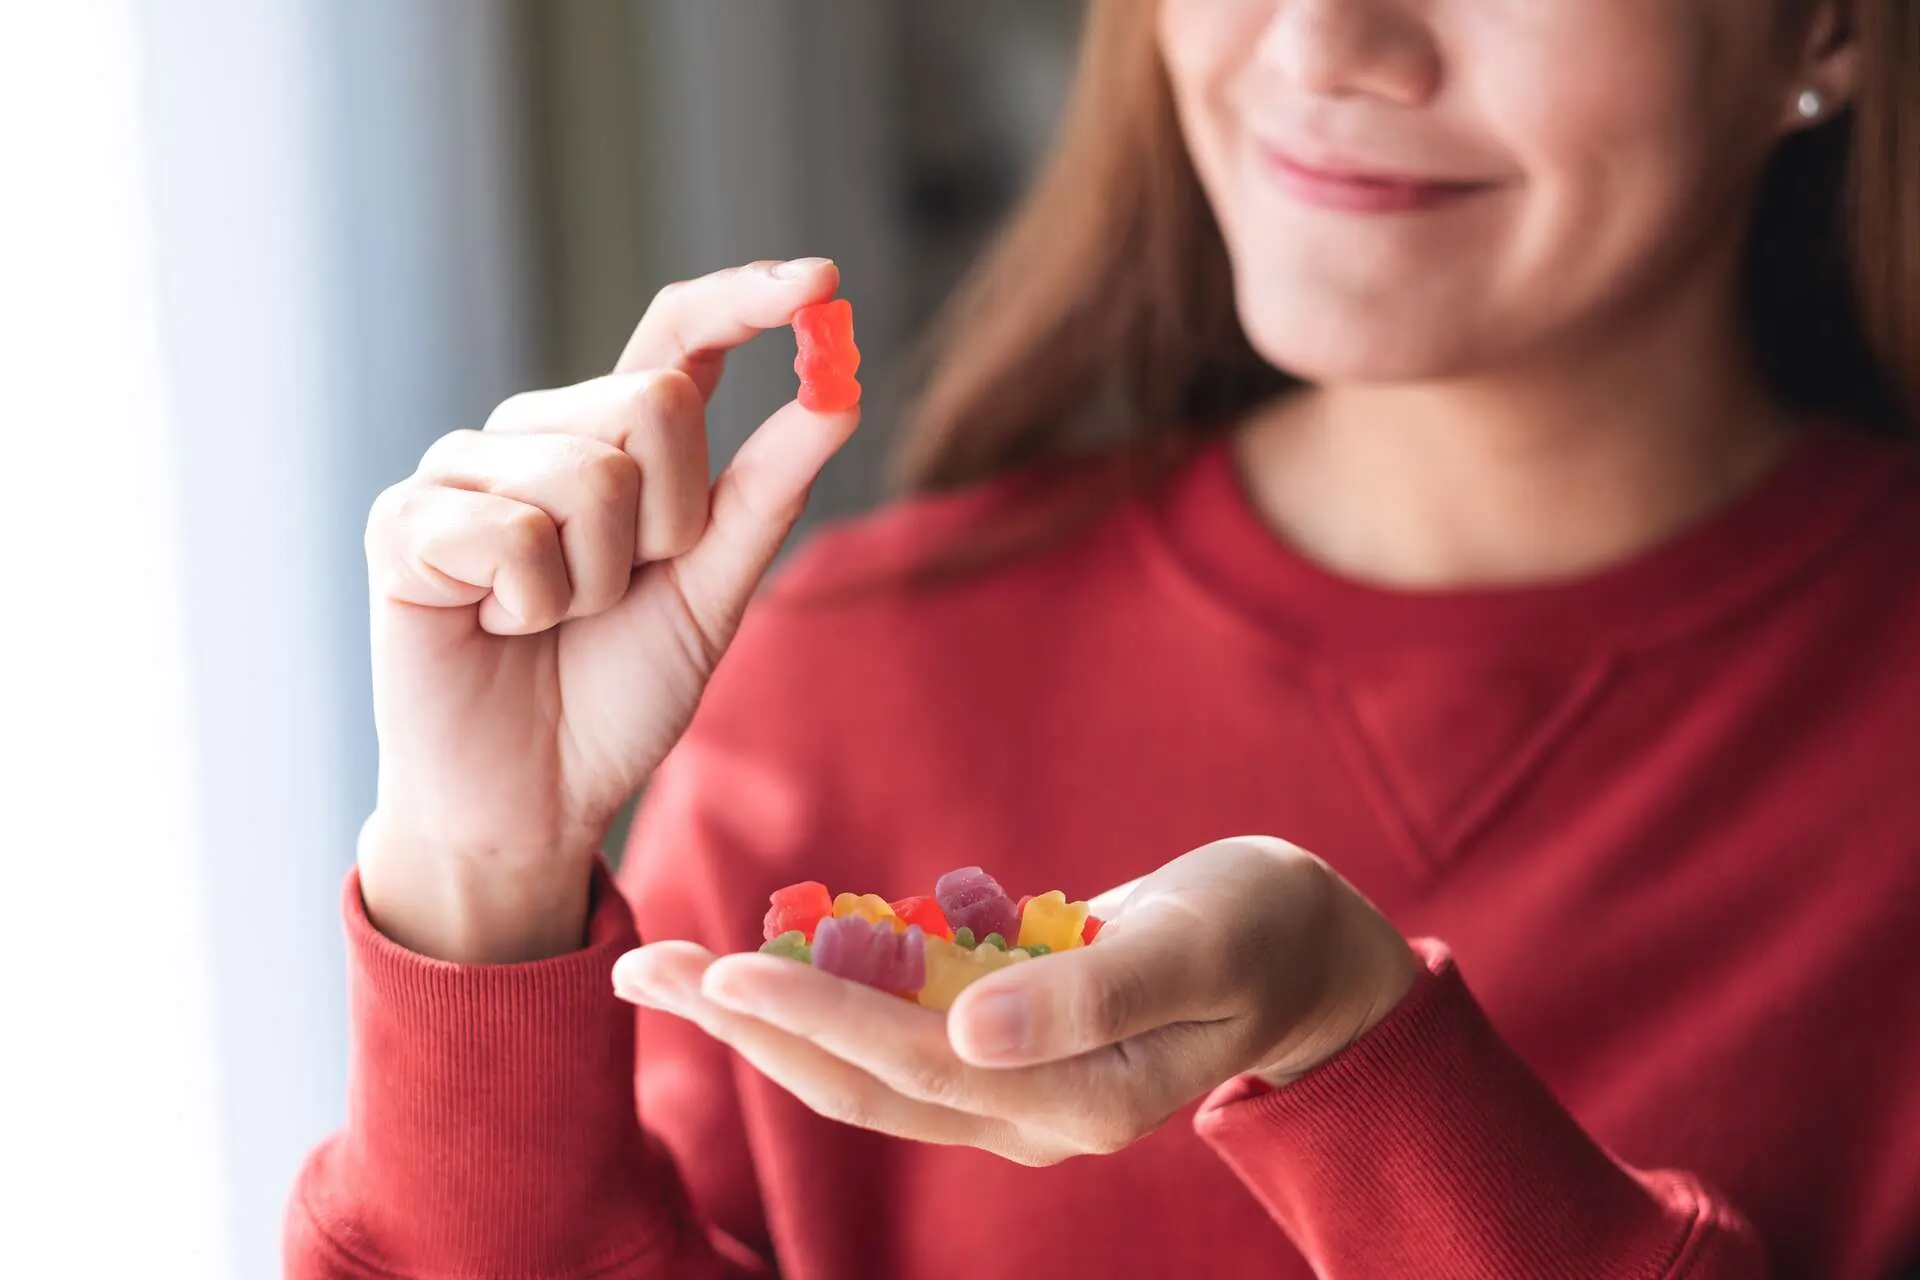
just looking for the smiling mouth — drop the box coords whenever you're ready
[1257,146,1498,214]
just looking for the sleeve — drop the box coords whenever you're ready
[1193,940,1768,1280]
[284,862,765,1280]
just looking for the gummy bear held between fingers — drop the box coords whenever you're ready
[792,298,861,413]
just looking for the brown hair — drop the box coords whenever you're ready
[896,0,1918,497]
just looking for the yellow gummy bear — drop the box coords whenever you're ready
[916,936,1031,1011]
[832,892,903,931]
[1017,890,1089,953]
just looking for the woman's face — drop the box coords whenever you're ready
[1158,0,1846,382]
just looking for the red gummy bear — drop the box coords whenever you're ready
[889,895,953,942]
[764,881,834,942]
[792,298,861,412]
[1081,915,1103,945]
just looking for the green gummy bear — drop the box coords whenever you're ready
[953,926,977,949]
[981,932,1008,951]
[1025,943,1051,957]
[759,931,812,963]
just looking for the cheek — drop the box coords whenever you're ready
[1215,5,1782,381]
[1479,14,1775,316]
[1157,0,1270,183]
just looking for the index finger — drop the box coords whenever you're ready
[615,258,841,398]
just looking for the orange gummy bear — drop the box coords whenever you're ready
[792,298,861,412]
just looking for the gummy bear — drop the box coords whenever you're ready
[934,867,1021,945]
[889,895,953,941]
[916,935,1032,1012]
[764,881,833,942]
[792,298,861,413]
[759,930,812,963]
[1082,915,1104,945]
[1017,890,1089,953]
[833,892,903,931]
[812,916,926,994]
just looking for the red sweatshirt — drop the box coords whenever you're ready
[291,425,1920,1279]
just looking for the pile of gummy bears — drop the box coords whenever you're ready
[760,866,1104,1011]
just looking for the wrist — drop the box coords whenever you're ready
[1251,872,1420,1088]
[356,810,599,964]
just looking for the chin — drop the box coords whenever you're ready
[1235,290,1480,385]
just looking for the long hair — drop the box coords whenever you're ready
[897,1,1919,496]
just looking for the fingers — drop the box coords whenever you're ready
[665,397,861,656]
[616,944,1010,1152]
[416,431,639,620]
[482,369,710,562]
[366,484,570,635]
[368,368,718,634]
[616,258,841,398]
[949,894,1227,1069]
[952,838,1342,1069]
[695,952,1190,1156]
[700,953,999,1109]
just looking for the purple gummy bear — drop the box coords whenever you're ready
[812,917,927,994]
[934,866,1021,944]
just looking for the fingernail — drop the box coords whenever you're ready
[772,256,832,279]
[612,953,675,1007]
[959,991,1031,1060]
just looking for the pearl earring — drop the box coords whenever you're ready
[1796,88,1825,121]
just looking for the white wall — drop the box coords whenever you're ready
[133,1,539,1274]
[1,3,229,1272]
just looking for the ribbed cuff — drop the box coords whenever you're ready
[298,861,698,1277]
[1195,940,1710,1280]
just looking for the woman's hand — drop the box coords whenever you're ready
[613,837,1419,1165]
[359,258,857,964]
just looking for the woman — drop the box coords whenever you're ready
[291,2,1919,1277]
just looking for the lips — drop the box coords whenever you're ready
[1256,145,1496,214]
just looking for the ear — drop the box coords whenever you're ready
[1780,0,1861,131]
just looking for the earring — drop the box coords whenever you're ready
[1796,88,1825,121]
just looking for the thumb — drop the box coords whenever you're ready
[947,894,1221,1068]
[668,398,860,643]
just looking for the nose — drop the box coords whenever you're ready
[1256,0,1441,106]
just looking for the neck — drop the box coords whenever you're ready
[1234,265,1802,590]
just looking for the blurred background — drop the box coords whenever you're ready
[1,2,1080,1275]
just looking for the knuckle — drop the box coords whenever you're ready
[570,440,637,504]
[366,480,443,566]
[1080,972,1146,1046]
[646,367,705,425]
[712,468,803,540]
[482,391,540,434]
[419,429,484,477]
[647,279,690,319]
[364,481,410,547]
[888,1057,964,1109]
[1011,1147,1065,1169]
[811,1087,880,1133]
[1076,1113,1143,1156]
[498,504,556,561]
[619,368,703,436]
